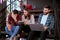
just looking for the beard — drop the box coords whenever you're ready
[44,12,49,15]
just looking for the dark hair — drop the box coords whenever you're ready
[24,8,28,11]
[13,10,18,14]
[25,14,30,20]
[44,5,51,10]
[23,8,31,20]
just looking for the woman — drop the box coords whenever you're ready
[5,10,22,40]
[19,9,35,40]
[22,9,35,24]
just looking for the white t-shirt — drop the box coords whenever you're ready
[40,14,49,25]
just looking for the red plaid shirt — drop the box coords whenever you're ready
[8,14,22,26]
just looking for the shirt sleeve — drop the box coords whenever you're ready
[8,15,12,24]
[48,16,54,29]
[17,14,22,21]
[6,16,8,22]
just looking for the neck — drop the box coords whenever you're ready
[44,13,49,15]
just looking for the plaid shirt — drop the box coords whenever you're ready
[38,13,54,30]
[8,14,22,26]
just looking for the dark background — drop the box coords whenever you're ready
[0,0,60,40]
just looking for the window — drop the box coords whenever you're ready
[6,0,21,12]
[0,0,2,4]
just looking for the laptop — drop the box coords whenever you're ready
[18,21,24,26]
[29,24,44,31]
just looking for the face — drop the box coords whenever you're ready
[14,14,18,17]
[23,10,28,16]
[43,8,50,15]
[12,12,18,17]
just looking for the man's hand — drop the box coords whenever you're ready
[43,26,48,31]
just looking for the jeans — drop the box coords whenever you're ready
[5,26,19,38]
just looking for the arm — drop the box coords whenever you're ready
[46,16,54,34]
[6,15,12,30]
[43,15,54,31]
[30,15,35,24]
[48,16,54,29]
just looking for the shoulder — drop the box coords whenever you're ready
[49,14,54,18]
[48,14,54,20]
[39,13,43,17]
[8,14,11,18]
[22,15,24,17]
[39,13,43,16]
[8,14,12,20]
[22,15,24,16]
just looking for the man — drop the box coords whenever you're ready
[5,10,22,40]
[28,5,54,40]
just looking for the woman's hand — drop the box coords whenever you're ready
[24,21,29,25]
